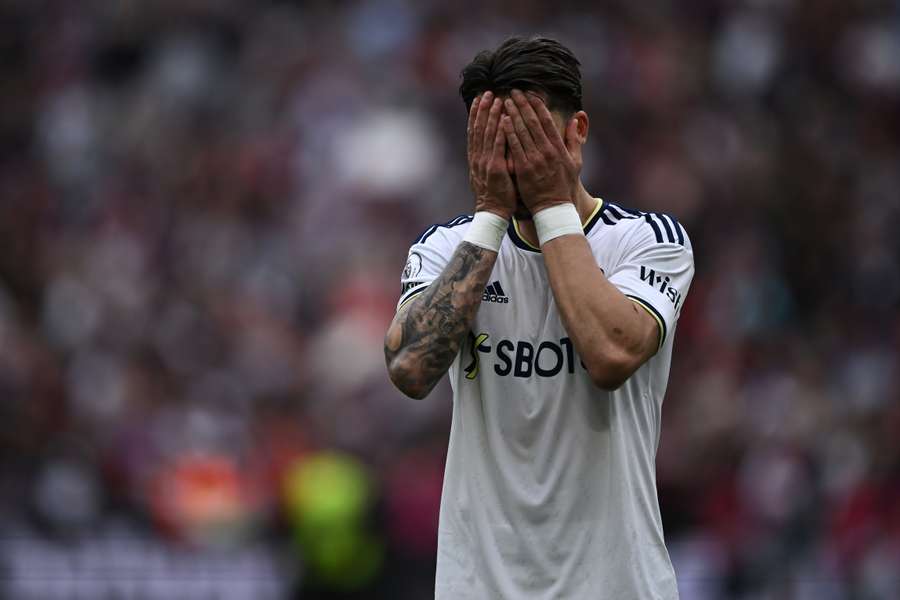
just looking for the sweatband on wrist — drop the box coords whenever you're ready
[534,203,583,246]
[463,211,508,252]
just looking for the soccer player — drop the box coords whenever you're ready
[384,36,694,599]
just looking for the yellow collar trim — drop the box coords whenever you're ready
[512,197,604,251]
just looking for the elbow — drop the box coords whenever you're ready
[395,380,431,400]
[587,369,629,391]
[397,387,431,400]
[584,351,639,391]
[386,354,434,400]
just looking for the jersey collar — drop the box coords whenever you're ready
[507,198,604,253]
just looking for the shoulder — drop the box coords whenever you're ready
[596,200,692,253]
[410,214,473,250]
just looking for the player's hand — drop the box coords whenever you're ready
[501,90,582,214]
[467,91,516,220]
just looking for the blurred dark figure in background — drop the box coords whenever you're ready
[0,1,898,599]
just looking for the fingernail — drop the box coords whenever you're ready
[484,91,493,100]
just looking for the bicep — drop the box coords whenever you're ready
[627,297,665,362]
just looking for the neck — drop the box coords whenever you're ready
[515,182,597,248]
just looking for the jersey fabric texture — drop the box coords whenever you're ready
[397,199,694,600]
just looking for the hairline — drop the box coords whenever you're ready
[459,36,584,116]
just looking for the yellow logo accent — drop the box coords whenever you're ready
[464,333,490,380]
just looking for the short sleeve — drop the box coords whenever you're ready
[397,216,471,311]
[606,219,694,349]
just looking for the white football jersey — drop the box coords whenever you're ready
[398,199,694,600]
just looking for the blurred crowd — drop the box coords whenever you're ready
[0,0,898,598]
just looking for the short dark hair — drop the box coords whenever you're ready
[459,36,583,115]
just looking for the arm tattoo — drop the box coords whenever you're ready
[385,242,495,397]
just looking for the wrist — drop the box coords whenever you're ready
[533,203,583,246]
[463,211,509,252]
[528,198,572,215]
[476,206,513,220]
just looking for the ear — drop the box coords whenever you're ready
[565,110,589,164]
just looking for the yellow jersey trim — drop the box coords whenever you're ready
[396,285,428,312]
[627,296,665,353]
[511,197,604,251]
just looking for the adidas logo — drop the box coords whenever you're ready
[482,281,510,304]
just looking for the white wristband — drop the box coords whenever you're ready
[534,203,583,246]
[463,211,508,252]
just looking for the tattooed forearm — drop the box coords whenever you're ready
[385,242,496,398]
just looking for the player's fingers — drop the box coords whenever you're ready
[512,90,553,157]
[526,92,569,157]
[501,115,528,171]
[472,90,493,158]
[489,115,507,169]
[482,97,502,158]
[503,97,539,162]
[466,94,481,158]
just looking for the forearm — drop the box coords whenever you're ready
[385,242,497,398]
[542,235,656,388]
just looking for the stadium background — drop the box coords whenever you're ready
[1,0,898,598]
